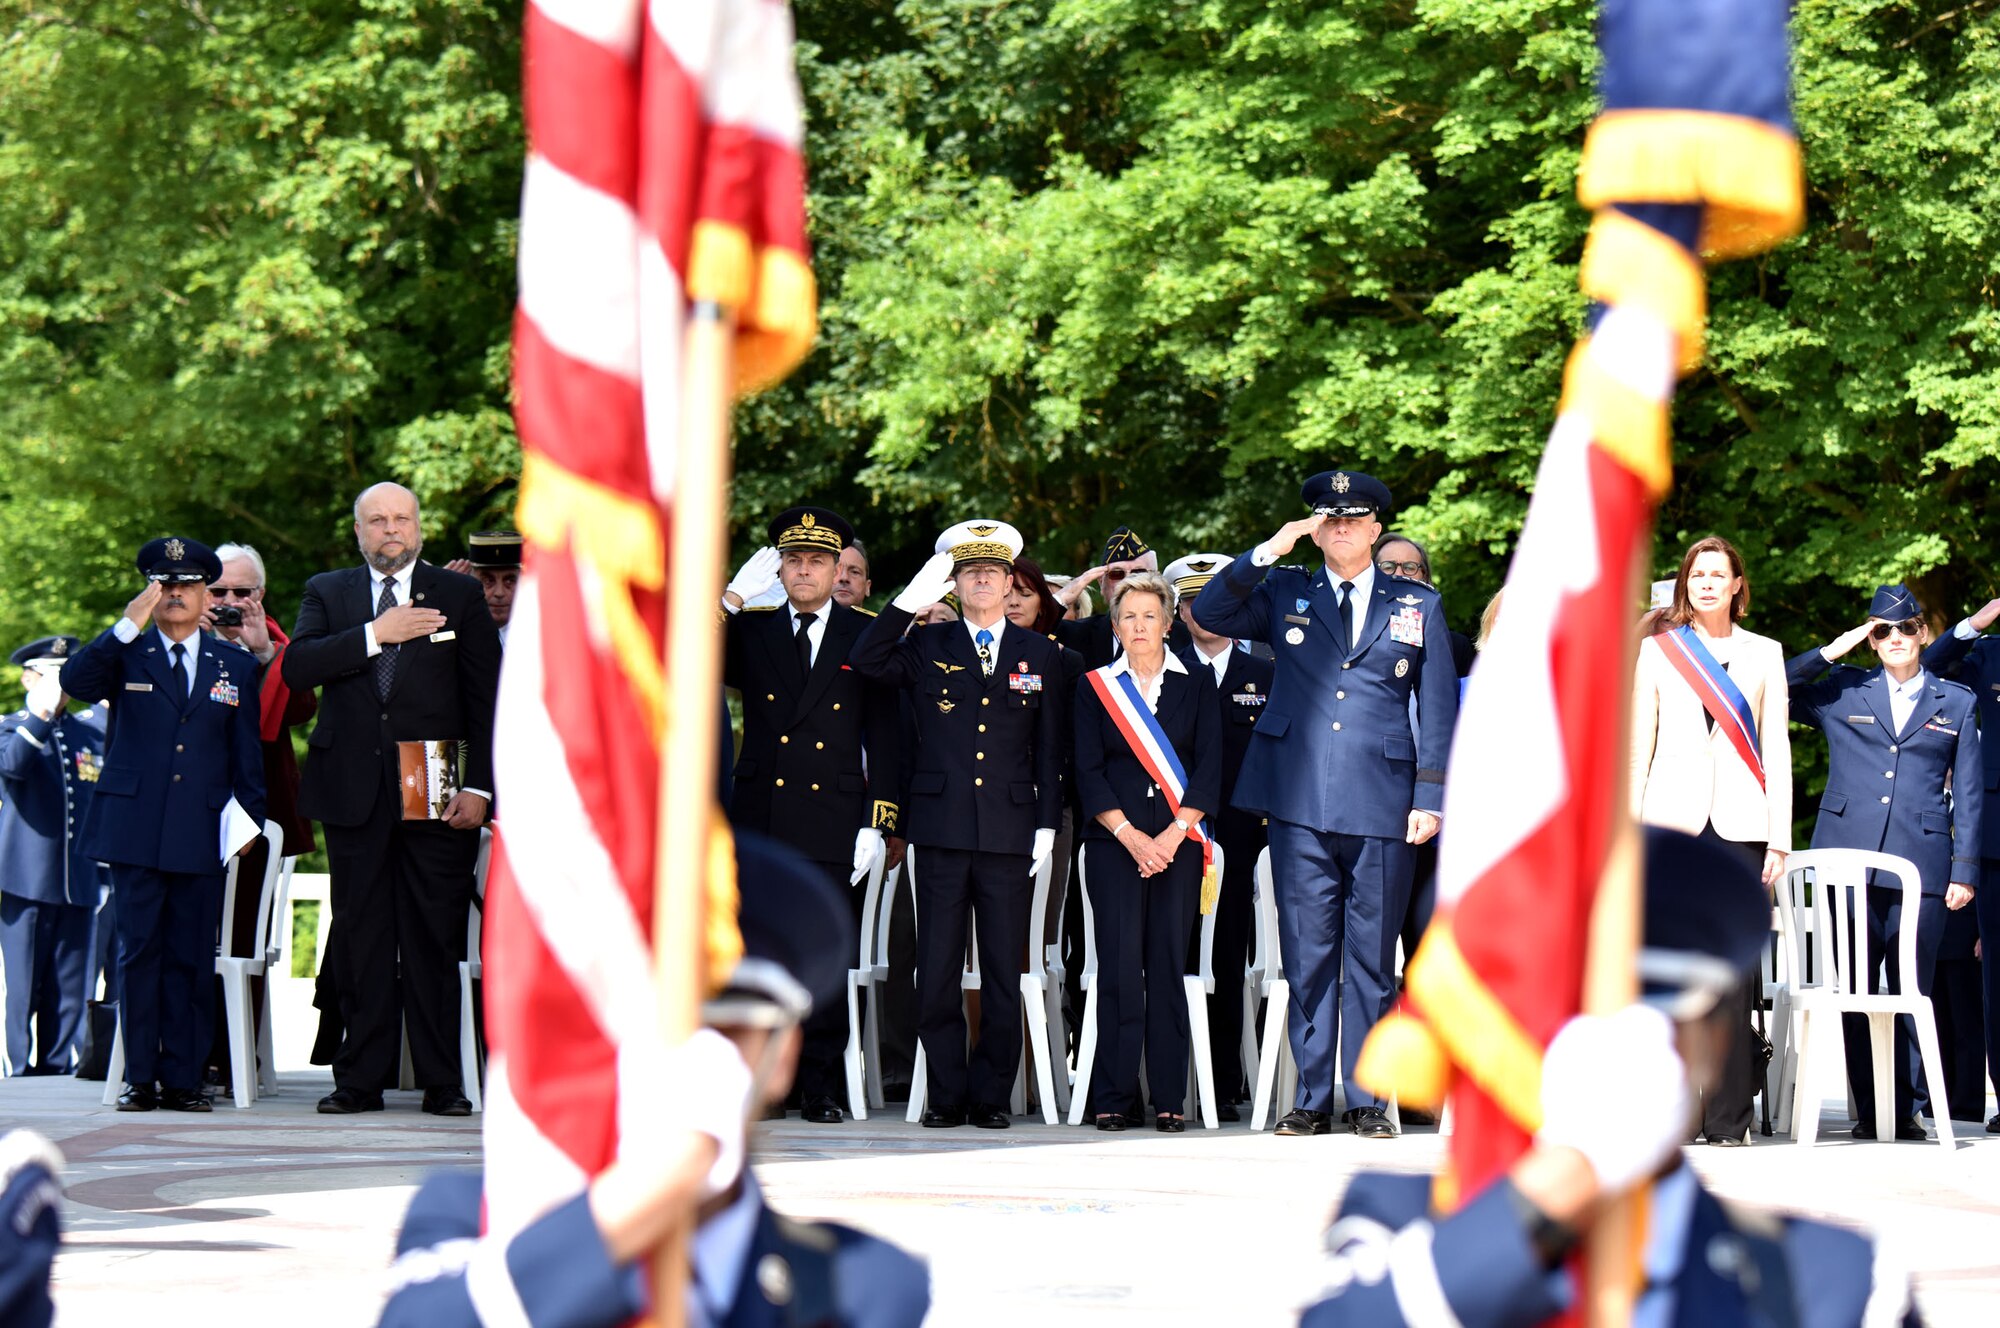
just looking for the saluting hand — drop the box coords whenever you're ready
[1969,596,2000,633]
[375,601,448,645]
[443,557,475,576]
[1822,621,1878,661]
[1261,515,1325,561]
[1057,566,1107,611]
[124,582,164,631]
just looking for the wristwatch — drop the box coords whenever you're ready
[1174,817,1194,832]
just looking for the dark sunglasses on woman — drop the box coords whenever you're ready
[1869,619,1921,641]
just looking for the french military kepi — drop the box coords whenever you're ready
[8,637,81,668]
[1868,583,1921,623]
[766,506,855,556]
[935,519,1023,571]
[1301,470,1393,520]
[135,536,222,584]
[465,531,522,571]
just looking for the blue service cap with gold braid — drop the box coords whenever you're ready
[1868,584,1922,623]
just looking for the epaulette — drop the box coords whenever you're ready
[743,605,780,613]
[849,606,877,617]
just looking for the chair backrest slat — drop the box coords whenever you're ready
[1780,848,1923,1001]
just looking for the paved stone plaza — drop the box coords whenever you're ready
[5,1072,1997,1326]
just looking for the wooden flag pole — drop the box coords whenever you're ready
[647,298,739,1328]
[1580,536,1655,1328]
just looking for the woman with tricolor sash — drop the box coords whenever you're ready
[1630,536,1791,1146]
[1073,571,1221,1131]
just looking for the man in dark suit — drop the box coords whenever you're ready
[1194,471,1458,1138]
[1054,526,1190,667]
[1790,584,1982,1138]
[283,482,501,1116]
[1166,553,1272,1121]
[1923,592,2000,1132]
[60,537,266,1111]
[720,505,902,1123]
[0,637,107,1076]
[851,520,1065,1128]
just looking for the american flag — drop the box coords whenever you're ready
[1356,0,1804,1223]
[483,0,815,1239]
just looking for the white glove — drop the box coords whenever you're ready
[617,1027,756,1200]
[1535,1005,1691,1194]
[26,674,62,719]
[1029,826,1055,877]
[850,827,884,886]
[891,551,958,614]
[724,546,782,608]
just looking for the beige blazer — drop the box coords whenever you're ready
[1630,625,1792,851]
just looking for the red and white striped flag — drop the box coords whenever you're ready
[484,0,815,1240]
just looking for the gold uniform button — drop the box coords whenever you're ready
[975,777,984,787]
[172,774,182,782]
[775,779,785,788]
[811,783,820,791]
[832,702,841,711]
[978,724,987,733]
[976,752,985,760]
[815,741,825,750]
[1341,662,1352,670]
[981,697,990,706]
[175,744,184,753]
[780,736,790,744]
[766,693,776,701]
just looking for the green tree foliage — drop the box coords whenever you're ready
[5,0,1999,722]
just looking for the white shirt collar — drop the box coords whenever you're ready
[373,560,418,601]
[787,599,831,629]
[691,1173,763,1320]
[1889,669,1927,699]
[1108,650,1188,679]
[154,626,198,660]
[1330,561,1376,603]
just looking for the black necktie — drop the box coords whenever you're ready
[169,642,188,698]
[794,611,817,677]
[375,579,399,699]
[1336,581,1355,653]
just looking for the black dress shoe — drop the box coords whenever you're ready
[1217,1102,1240,1123]
[159,1087,212,1113]
[1895,1117,1929,1141]
[1704,1133,1748,1148]
[801,1096,845,1124]
[1094,1114,1127,1132]
[1987,1114,2000,1135]
[1347,1106,1398,1139]
[921,1106,964,1128]
[115,1083,157,1112]
[1399,1107,1438,1127]
[1274,1108,1331,1136]
[1155,1115,1186,1133]
[318,1087,386,1115]
[968,1103,1011,1129]
[422,1087,474,1117]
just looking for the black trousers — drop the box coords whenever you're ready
[0,895,91,1075]
[795,855,866,1104]
[1842,886,1945,1126]
[1200,815,1263,1102]
[108,864,223,1091]
[1694,827,1764,1142]
[910,844,1029,1110]
[1927,898,1987,1121]
[322,786,479,1092]
[1089,840,1201,1116]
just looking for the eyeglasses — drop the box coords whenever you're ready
[1870,620,1922,641]
[1104,568,1130,582]
[210,586,261,598]
[1378,559,1427,579]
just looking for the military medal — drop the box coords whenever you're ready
[1285,627,1305,646]
[1395,658,1410,677]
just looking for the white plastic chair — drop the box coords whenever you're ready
[841,850,889,1121]
[103,820,286,1108]
[1247,847,1297,1129]
[456,827,493,1113]
[1779,848,1954,1148]
[1180,842,1227,1129]
[1017,852,1065,1123]
[861,862,902,1110]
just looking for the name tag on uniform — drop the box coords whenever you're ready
[1844,714,1876,725]
[1283,614,1311,626]
[209,681,240,707]
[1389,606,1424,647]
[125,682,153,692]
[429,630,457,643]
[1009,672,1042,693]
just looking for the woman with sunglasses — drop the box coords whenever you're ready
[1629,537,1791,1146]
[1788,583,1983,1139]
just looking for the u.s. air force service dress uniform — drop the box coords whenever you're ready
[850,520,1064,1125]
[1192,472,1457,1132]
[0,637,106,1075]
[60,539,266,1108]
[1788,584,1982,1132]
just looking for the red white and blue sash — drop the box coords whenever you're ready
[1086,665,1219,909]
[1654,625,1764,790]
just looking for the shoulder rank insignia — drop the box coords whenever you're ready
[933,660,965,673]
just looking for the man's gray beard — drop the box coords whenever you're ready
[365,545,419,575]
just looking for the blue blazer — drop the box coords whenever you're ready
[1787,652,1982,893]
[1299,1168,1915,1328]
[1192,554,1457,837]
[1073,665,1222,840]
[59,628,266,876]
[378,1170,930,1328]
[0,706,108,907]
[1921,631,2000,861]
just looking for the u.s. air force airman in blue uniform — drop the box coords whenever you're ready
[1300,828,1923,1328]
[0,637,107,1076]
[377,832,930,1328]
[1921,592,2000,1133]
[1192,471,1457,1138]
[1788,583,1982,1137]
[59,537,265,1111]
